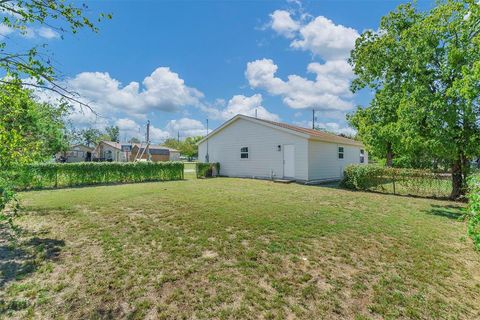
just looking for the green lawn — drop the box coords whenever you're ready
[1,177,479,319]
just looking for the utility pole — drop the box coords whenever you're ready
[146,120,151,161]
[206,118,209,163]
[312,109,315,129]
[255,109,258,118]
[177,131,180,142]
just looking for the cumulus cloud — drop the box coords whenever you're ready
[66,67,203,117]
[0,24,14,37]
[245,58,353,111]
[291,16,359,60]
[37,27,60,39]
[270,10,300,38]
[269,10,359,60]
[294,120,356,136]
[165,118,207,138]
[114,117,206,143]
[202,94,279,121]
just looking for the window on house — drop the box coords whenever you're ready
[240,147,249,159]
[360,149,365,163]
[338,147,344,159]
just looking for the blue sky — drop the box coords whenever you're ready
[4,0,434,142]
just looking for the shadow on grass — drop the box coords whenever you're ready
[424,204,465,220]
[0,226,64,290]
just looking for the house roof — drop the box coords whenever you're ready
[98,142,180,153]
[198,114,363,147]
[99,141,123,150]
[70,144,94,151]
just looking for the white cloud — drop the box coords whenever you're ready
[269,10,359,61]
[17,26,60,39]
[291,16,359,60]
[294,120,356,136]
[202,94,279,121]
[246,58,353,111]
[114,117,206,143]
[270,10,300,38]
[149,125,170,142]
[165,118,207,138]
[37,27,60,39]
[66,67,203,117]
[0,24,14,37]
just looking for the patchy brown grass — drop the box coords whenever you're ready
[1,177,479,319]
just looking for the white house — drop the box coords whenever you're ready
[93,141,129,162]
[197,115,367,182]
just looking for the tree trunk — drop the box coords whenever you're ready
[386,143,394,167]
[450,159,463,200]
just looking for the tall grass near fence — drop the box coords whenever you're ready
[341,164,451,198]
[11,162,184,190]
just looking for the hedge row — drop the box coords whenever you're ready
[196,162,220,178]
[11,162,184,190]
[467,174,480,250]
[341,164,451,198]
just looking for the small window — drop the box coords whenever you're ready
[240,147,249,159]
[360,149,365,163]
[338,146,344,159]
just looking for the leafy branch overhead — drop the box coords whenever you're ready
[0,0,111,111]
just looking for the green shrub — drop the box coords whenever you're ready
[467,174,480,250]
[11,162,184,190]
[341,164,451,198]
[196,162,220,178]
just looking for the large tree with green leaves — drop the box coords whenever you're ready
[105,125,120,142]
[349,0,480,198]
[0,83,67,168]
[164,136,203,160]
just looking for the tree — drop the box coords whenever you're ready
[0,1,111,107]
[0,1,109,229]
[0,83,67,217]
[0,83,68,168]
[128,137,141,144]
[181,136,203,160]
[349,0,480,198]
[105,126,120,142]
[163,136,203,160]
[163,138,182,151]
[80,128,101,147]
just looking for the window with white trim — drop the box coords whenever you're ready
[338,146,344,159]
[360,149,365,163]
[240,147,249,159]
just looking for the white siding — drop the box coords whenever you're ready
[96,144,127,162]
[308,140,368,181]
[198,118,309,180]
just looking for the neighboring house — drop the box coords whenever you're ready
[57,144,94,163]
[93,141,130,162]
[130,145,180,162]
[197,114,368,182]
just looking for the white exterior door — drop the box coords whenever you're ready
[283,144,295,178]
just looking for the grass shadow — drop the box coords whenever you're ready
[423,204,465,220]
[0,226,65,290]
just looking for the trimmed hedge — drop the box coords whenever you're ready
[11,162,184,190]
[196,162,220,178]
[467,174,480,250]
[341,164,451,198]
